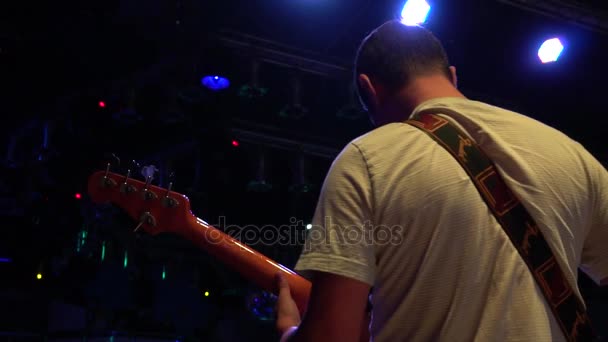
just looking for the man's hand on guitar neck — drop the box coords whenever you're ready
[276,274,301,340]
[275,271,371,342]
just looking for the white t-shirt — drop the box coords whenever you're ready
[295,97,608,341]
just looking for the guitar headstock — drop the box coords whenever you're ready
[87,170,193,235]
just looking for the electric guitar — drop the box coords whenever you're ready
[87,169,312,315]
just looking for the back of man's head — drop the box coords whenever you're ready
[355,21,451,110]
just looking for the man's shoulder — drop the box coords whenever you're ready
[350,122,423,150]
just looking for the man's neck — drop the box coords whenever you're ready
[384,76,466,122]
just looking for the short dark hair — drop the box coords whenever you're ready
[354,21,451,110]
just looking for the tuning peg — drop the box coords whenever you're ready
[131,160,142,177]
[141,165,158,187]
[100,154,120,188]
[100,162,117,188]
[134,212,156,232]
[102,153,120,173]
[103,152,121,167]
[104,162,111,177]
[120,169,136,194]
[162,172,179,208]
[139,164,159,201]
[164,171,175,194]
[162,182,179,208]
[145,175,152,189]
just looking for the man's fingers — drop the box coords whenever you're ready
[276,273,291,295]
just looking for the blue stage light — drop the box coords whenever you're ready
[538,38,564,64]
[202,75,230,91]
[401,0,431,26]
[247,291,277,321]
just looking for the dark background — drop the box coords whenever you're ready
[0,0,607,341]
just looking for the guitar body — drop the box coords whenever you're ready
[87,170,312,315]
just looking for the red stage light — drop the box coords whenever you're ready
[232,140,240,147]
[98,101,106,108]
[75,193,82,199]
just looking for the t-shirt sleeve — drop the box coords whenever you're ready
[580,154,608,285]
[294,142,376,286]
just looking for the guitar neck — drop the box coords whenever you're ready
[86,170,311,315]
[181,215,311,315]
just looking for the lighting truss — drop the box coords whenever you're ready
[497,0,608,34]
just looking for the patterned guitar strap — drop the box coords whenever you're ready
[406,113,595,341]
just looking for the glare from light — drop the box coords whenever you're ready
[98,101,106,108]
[202,75,230,91]
[232,140,240,147]
[306,224,313,230]
[74,193,82,199]
[0,257,11,263]
[37,273,42,280]
[400,0,431,26]
[204,291,210,297]
[538,38,564,63]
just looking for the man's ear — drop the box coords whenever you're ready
[358,74,378,110]
[449,66,458,88]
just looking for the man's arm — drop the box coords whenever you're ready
[579,148,608,287]
[277,271,371,342]
[277,142,375,341]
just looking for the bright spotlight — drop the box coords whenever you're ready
[538,38,564,64]
[401,0,431,26]
[36,273,43,280]
[306,224,313,230]
[202,75,230,91]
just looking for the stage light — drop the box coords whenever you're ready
[248,152,273,192]
[232,140,240,147]
[306,224,313,230]
[74,193,82,199]
[36,273,42,280]
[202,75,230,91]
[101,241,106,262]
[162,265,166,280]
[76,228,87,253]
[401,0,431,26]
[538,38,564,63]
[238,60,269,100]
[204,291,210,297]
[98,101,106,108]
[289,155,315,193]
[247,291,276,321]
[279,76,308,119]
[0,257,11,263]
[123,251,128,268]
